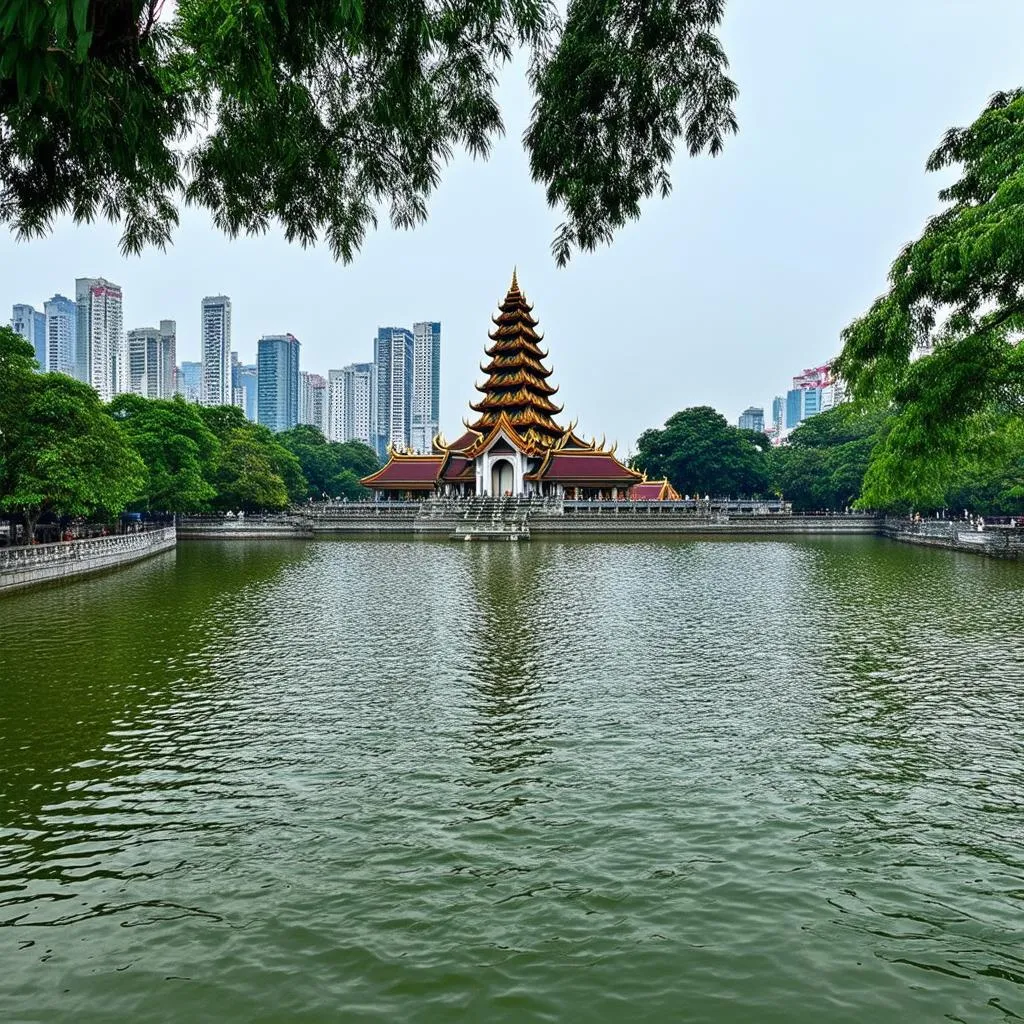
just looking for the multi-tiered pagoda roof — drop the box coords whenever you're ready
[467,269,564,448]
[362,272,642,497]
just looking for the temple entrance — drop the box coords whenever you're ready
[491,458,514,496]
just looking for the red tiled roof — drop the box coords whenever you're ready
[630,483,667,500]
[441,456,475,482]
[532,453,640,483]
[446,430,481,453]
[362,456,442,489]
[630,479,680,500]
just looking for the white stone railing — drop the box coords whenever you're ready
[0,527,175,574]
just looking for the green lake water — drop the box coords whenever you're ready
[1,536,1023,1022]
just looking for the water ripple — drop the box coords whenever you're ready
[1,537,1022,1022]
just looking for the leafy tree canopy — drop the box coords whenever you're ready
[198,408,306,510]
[0,326,38,489]
[836,89,1024,509]
[632,405,770,497]
[108,393,218,511]
[277,425,378,499]
[0,370,145,534]
[195,403,251,442]
[0,0,737,265]
[770,405,887,512]
[211,428,292,512]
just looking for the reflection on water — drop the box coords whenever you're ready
[464,544,552,779]
[1,536,1023,1023]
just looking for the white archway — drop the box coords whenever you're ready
[491,458,514,496]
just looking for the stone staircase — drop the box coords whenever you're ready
[450,497,528,541]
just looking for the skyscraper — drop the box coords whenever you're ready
[159,321,177,398]
[771,395,785,433]
[127,320,176,399]
[128,328,155,397]
[738,406,765,432]
[238,364,258,421]
[257,333,301,432]
[11,304,47,369]
[75,277,125,400]
[200,295,232,406]
[373,327,413,457]
[230,351,244,409]
[177,361,202,403]
[411,321,441,452]
[43,294,77,377]
[327,363,375,445]
[785,363,832,429]
[299,371,328,433]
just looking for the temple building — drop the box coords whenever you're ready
[362,272,645,499]
[629,479,681,501]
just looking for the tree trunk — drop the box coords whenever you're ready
[22,511,39,546]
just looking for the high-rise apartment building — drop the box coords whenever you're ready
[238,364,258,421]
[257,333,301,432]
[159,321,177,398]
[177,361,202,403]
[128,328,156,397]
[784,363,834,430]
[327,370,345,441]
[75,277,125,401]
[411,321,441,452]
[299,371,328,434]
[738,406,765,432]
[771,395,785,432]
[43,294,77,377]
[327,362,375,445]
[230,351,244,410]
[127,320,176,399]
[11,304,47,369]
[200,295,232,406]
[373,327,413,457]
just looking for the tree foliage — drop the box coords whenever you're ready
[108,393,218,511]
[211,430,292,512]
[197,406,306,510]
[277,424,378,499]
[836,89,1024,510]
[632,406,770,497]
[0,324,38,490]
[0,0,737,265]
[0,358,145,534]
[770,405,886,512]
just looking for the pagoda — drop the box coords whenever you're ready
[362,272,642,499]
[467,269,564,447]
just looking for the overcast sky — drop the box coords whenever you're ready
[3,0,1023,452]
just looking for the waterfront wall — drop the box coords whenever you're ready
[881,520,1024,560]
[529,513,880,535]
[0,527,177,594]
[179,506,881,538]
[172,508,1024,560]
[176,515,314,539]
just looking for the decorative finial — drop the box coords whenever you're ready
[511,266,519,292]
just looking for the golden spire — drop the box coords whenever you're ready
[468,273,564,446]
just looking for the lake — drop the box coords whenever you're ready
[1,537,1023,1022]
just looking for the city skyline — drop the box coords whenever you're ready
[11,272,847,451]
[3,2,1022,451]
[10,273,822,438]
[8,279,443,401]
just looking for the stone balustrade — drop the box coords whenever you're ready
[0,527,177,593]
[881,519,1024,559]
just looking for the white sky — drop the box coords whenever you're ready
[3,0,1022,453]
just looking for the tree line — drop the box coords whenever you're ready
[638,90,1024,514]
[631,402,1023,515]
[0,328,378,540]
